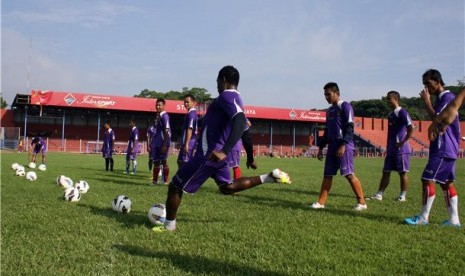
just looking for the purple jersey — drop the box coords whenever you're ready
[196,89,244,157]
[181,108,198,147]
[147,125,156,153]
[102,128,115,158]
[154,111,171,147]
[429,91,460,159]
[324,100,355,154]
[31,137,47,154]
[386,107,412,155]
[127,126,139,153]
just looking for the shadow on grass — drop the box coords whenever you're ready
[77,203,150,229]
[113,244,286,276]
[237,194,402,224]
[90,176,153,186]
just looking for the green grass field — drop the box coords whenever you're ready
[1,152,464,275]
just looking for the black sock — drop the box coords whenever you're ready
[110,158,114,171]
[105,158,109,171]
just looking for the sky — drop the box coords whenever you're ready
[1,0,464,110]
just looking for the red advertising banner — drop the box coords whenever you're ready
[30,90,326,122]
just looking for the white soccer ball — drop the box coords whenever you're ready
[63,187,81,202]
[147,203,166,225]
[16,165,25,172]
[11,163,20,170]
[28,162,37,169]
[38,164,47,171]
[26,171,38,181]
[112,195,132,213]
[75,180,90,194]
[16,169,26,177]
[56,175,73,189]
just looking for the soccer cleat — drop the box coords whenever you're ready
[442,220,461,228]
[152,225,175,233]
[354,203,367,211]
[367,194,382,201]
[271,169,291,184]
[395,196,406,202]
[310,202,325,209]
[152,225,167,233]
[404,215,428,226]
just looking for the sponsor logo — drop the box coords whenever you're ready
[289,110,297,119]
[80,95,116,108]
[64,93,76,105]
[425,170,434,175]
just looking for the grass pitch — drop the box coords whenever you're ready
[1,152,464,275]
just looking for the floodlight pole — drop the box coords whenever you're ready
[62,110,66,152]
[23,106,28,149]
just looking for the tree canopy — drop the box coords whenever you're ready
[0,97,8,109]
[351,84,464,121]
[134,87,213,103]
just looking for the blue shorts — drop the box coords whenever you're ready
[33,145,46,155]
[383,154,410,173]
[324,149,354,176]
[226,149,241,168]
[172,154,231,194]
[153,145,169,161]
[421,157,456,184]
[126,150,137,160]
[177,140,196,163]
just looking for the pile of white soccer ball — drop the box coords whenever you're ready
[12,162,166,226]
[11,162,47,181]
[56,175,90,202]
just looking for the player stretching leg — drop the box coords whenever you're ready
[153,66,290,232]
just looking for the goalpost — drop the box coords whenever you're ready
[0,127,21,150]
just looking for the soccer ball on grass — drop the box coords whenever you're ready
[112,195,132,214]
[26,171,38,181]
[75,180,90,194]
[56,175,73,189]
[148,203,166,225]
[63,187,81,202]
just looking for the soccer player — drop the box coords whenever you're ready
[177,94,198,168]
[405,69,461,227]
[153,65,291,232]
[30,136,47,164]
[147,115,158,171]
[101,121,115,172]
[125,119,139,175]
[369,91,413,202]
[152,99,171,185]
[428,87,465,141]
[310,82,367,211]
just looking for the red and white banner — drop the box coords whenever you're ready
[30,90,326,122]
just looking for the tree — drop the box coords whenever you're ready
[134,87,213,102]
[0,97,7,109]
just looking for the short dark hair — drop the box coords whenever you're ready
[156,98,166,105]
[218,65,240,86]
[104,120,111,126]
[387,91,400,100]
[323,82,339,94]
[422,69,445,86]
[184,94,196,101]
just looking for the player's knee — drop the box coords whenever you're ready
[168,182,182,195]
[219,185,234,195]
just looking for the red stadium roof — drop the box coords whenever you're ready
[30,90,326,122]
